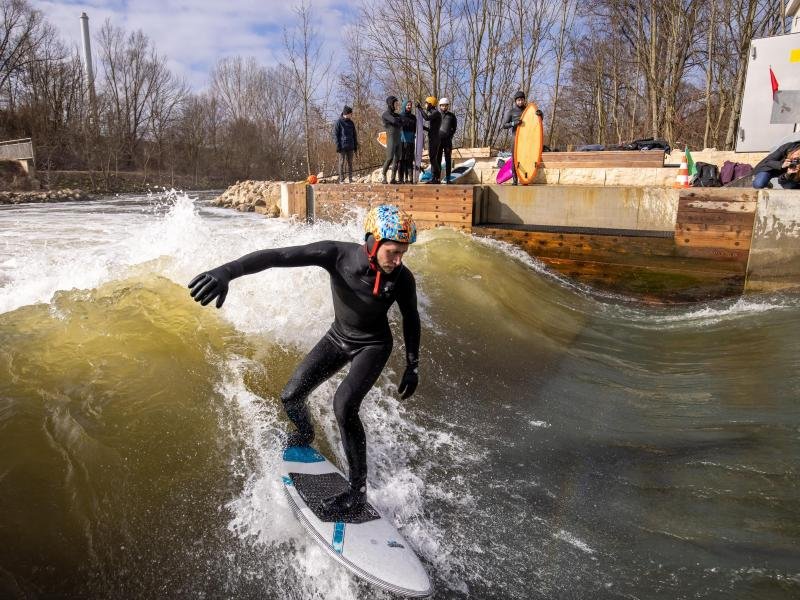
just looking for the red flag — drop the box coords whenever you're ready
[770,67,779,99]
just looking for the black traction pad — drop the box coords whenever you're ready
[289,472,380,524]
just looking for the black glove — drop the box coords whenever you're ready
[535,109,543,118]
[188,264,236,308]
[398,363,419,399]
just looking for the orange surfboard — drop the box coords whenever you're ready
[514,103,544,185]
[377,131,387,148]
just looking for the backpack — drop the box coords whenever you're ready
[720,161,753,185]
[692,162,721,187]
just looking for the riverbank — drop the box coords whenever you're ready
[0,189,91,204]
[41,169,229,194]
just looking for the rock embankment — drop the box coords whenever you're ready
[213,180,282,216]
[0,189,90,204]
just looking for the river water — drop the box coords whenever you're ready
[1,192,798,599]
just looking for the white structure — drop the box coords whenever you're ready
[790,0,800,33]
[736,25,800,152]
[79,12,97,114]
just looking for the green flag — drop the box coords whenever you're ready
[685,146,697,177]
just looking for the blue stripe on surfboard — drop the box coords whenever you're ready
[283,445,325,463]
[332,522,345,554]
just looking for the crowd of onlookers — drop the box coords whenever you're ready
[333,92,800,190]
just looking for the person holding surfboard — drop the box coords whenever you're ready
[502,91,527,185]
[381,96,403,184]
[417,96,442,184]
[188,205,421,517]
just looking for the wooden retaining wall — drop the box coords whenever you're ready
[473,189,759,303]
[279,182,771,303]
[311,183,475,232]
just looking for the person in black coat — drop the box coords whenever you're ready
[417,96,442,183]
[435,98,457,184]
[381,96,402,184]
[333,105,358,183]
[752,141,800,189]
[502,91,527,185]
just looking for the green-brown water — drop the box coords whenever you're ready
[1,193,798,599]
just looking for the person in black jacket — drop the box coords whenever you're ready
[381,96,402,184]
[502,91,527,185]
[436,98,457,184]
[398,99,416,184]
[333,106,358,183]
[417,96,442,183]
[752,141,800,189]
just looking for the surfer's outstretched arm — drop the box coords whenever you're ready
[188,241,338,308]
[396,271,421,399]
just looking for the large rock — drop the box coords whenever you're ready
[214,180,283,216]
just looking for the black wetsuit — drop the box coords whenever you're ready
[502,103,526,185]
[382,96,403,182]
[215,240,420,492]
[419,106,442,182]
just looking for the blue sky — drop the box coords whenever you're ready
[32,0,351,90]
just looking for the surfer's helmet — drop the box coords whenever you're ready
[439,98,450,106]
[364,205,417,245]
[425,95,437,106]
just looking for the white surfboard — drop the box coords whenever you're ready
[281,445,432,597]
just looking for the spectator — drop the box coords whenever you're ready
[417,96,442,183]
[333,106,358,184]
[381,96,402,184]
[398,99,416,184]
[501,91,527,185]
[436,98,457,184]
[753,140,800,189]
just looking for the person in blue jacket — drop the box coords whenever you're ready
[333,106,358,183]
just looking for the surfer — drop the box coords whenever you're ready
[188,205,421,517]
[381,97,403,184]
[502,91,527,186]
[752,141,800,189]
[417,96,442,184]
[436,98,457,184]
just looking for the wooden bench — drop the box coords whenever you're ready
[540,150,665,169]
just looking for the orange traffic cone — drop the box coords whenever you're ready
[674,154,690,188]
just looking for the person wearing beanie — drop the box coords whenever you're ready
[502,91,527,185]
[333,105,358,183]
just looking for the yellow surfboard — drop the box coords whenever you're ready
[514,103,544,185]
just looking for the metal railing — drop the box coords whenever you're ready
[0,138,34,161]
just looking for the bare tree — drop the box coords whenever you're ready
[283,2,333,176]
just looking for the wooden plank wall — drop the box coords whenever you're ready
[541,150,665,169]
[285,182,308,220]
[472,189,759,302]
[312,184,474,232]
[674,189,757,264]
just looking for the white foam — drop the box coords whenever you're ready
[553,529,595,555]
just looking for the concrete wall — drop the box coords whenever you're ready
[481,185,679,232]
[746,189,800,292]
